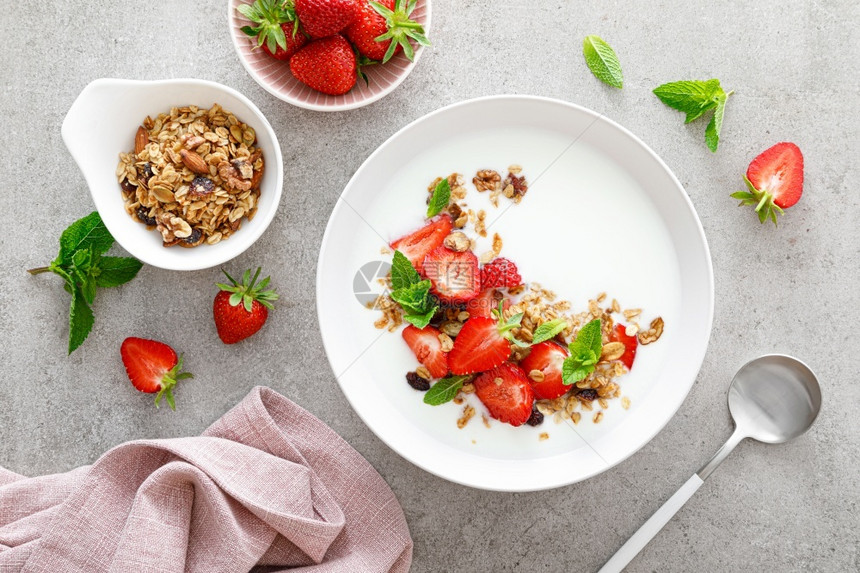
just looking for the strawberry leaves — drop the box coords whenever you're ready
[562,319,603,385]
[653,79,733,152]
[731,175,784,226]
[583,36,623,89]
[390,250,438,328]
[216,268,279,312]
[237,0,298,54]
[29,212,142,354]
[369,0,430,63]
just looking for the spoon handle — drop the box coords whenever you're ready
[598,474,703,573]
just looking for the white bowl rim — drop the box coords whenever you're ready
[61,77,284,271]
[226,0,433,112]
[316,94,715,491]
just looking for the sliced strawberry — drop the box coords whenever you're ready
[422,246,481,304]
[733,142,804,225]
[473,362,535,427]
[465,288,509,319]
[481,257,522,289]
[402,324,448,378]
[448,316,515,375]
[120,337,193,410]
[519,341,570,400]
[609,323,638,370]
[390,214,452,270]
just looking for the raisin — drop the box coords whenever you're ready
[136,206,157,226]
[120,178,138,193]
[139,162,154,185]
[578,388,597,401]
[526,409,544,426]
[182,228,203,245]
[406,372,430,391]
[189,176,215,197]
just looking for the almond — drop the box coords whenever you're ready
[601,341,626,361]
[180,149,210,175]
[134,126,148,155]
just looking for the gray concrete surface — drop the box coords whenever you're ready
[1,1,858,571]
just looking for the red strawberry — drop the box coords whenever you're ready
[481,257,522,289]
[608,323,638,370]
[295,0,357,38]
[345,0,429,63]
[732,142,804,225]
[519,341,570,400]
[448,314,520,375]
[473,362,535,427]
[213,268,279,344]
[390,214,452,270]
[422,246,481,304]
[402,324,448,378]
[290,35,360,96]
[120,337,192,410]
[465,288,509,319]
[238,0,307,61]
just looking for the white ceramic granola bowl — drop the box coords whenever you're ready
[62,78,283,271]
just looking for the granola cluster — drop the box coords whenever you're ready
[116,104,264,248]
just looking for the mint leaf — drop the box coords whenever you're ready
[653,79,731,152]
[705,93,727,152]
[56,212,113,266]
[426,178,451,218]
[68,287,94,355]
[583,35,623,89]
[390,281,432,314]
[562,319,603,385]
[404,306,437,329]
[531,318,569,345]
[391,250,421,290]
[95,256,144,288]
[653,80,721,115]
[424,375,470,405]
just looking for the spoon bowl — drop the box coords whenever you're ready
[728,354,822,443]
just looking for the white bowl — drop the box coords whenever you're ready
[227,0,432,112]
[62,78,283,271]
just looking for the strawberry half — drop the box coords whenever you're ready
[447,309,523,375]
[422,246,481,304]
[481,257,522,289]
[295,0,357,39]
[465,288,508,319]
[519,341,570,400]
[402,324,448,378]
[473,362,535,427]
[238,0,307,61]
[120,337,193,410]
[609,323,638,370]
[731,142,804,225]
[390,214,452,270]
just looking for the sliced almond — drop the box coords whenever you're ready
[180,149,210,175]
[134,126,148,155]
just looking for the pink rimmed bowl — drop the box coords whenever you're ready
[228,0,431,111]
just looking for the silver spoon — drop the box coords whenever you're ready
[600,354,822,573]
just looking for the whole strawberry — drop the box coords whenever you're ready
[290,35,359,95]
[295,0,357,39]
[213,268,279,344]
[346,0,429,62]
[238,0,307,61]
[120,337,193,410]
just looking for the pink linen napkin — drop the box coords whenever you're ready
[0,386,412,572]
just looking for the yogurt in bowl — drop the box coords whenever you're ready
[62,78,283,271]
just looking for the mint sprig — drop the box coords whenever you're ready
[28,212,143,354]
[583,36,623,89]
[653,79,733,152]
[426,178,451,218]
[424,375,471,405]
[531,318,569,345]
[561,319,603,385]
[389,250,438,329]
